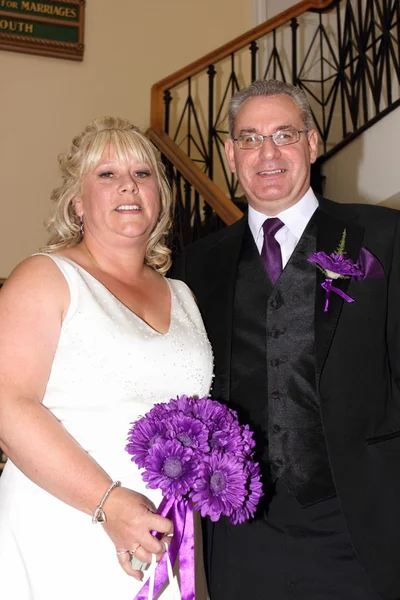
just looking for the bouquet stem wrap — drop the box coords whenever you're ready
[135,497,194,600]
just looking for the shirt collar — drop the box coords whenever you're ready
[248,188,319,241]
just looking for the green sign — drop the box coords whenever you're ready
[0,0,85,60]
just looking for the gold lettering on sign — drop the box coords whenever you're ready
[19,2,77,18]
[0,1,18,7]
[0,18,34,32]
[0,0,83,60]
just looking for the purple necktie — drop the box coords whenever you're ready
[261,218,284,284]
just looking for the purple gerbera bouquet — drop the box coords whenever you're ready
[125,395,263,599]
[126,395,262,524]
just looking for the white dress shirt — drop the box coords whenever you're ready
[247,188,319,268]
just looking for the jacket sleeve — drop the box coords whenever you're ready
[386,212,400,395]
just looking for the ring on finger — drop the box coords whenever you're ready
[129,545,140,556]
[116,550,130,556]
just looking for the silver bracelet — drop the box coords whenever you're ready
[92,480,121,524]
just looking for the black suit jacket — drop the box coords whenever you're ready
[172,197,400,600]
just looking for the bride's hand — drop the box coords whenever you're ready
[101,486,173,579]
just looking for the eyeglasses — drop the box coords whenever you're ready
[233,128,308,150]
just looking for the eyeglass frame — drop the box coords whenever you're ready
[232,128,309,150]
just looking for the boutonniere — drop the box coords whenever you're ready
[308,229,363,312]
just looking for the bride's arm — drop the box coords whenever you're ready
[0,255,172,578]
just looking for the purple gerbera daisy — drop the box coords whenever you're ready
[146,401,172,420]
[193,398,242,443]
[168,395,197,416]
[142,439,199,499]
[308,251,363,279]
[151,395,196,417]
[209,424,243,454]
[192,397,228,425]
[167,413,210,455]
[191,452,247,521]
[125,417,167,468]
[230,461,263,524]
[235,424,257,458]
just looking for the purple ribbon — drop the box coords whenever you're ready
[134,497,195,600]
[321,278,355,312]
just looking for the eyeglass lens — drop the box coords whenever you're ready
[236,129,301,149]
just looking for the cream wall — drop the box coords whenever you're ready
[252,0,295,22]
[322,107,400,208]
[0,0,251,277]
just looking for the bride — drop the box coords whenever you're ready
[0,117,212,599]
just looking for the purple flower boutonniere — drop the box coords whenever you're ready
[308,229,364,312]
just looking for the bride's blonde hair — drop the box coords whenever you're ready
[42,116,173,274]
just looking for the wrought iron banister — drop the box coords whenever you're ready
[151,0,336,129]
[147,129,242,225]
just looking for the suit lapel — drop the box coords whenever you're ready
[315,200,365,388]
[201,216,247,402]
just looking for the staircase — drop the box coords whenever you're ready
[147,0,400,253]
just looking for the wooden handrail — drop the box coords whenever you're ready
[147,129,243,225]
[151,0,337,129]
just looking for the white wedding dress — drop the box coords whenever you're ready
[0,255,213,600]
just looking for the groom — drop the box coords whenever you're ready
[173,79,400,599]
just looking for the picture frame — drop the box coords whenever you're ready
[0,0,85,61]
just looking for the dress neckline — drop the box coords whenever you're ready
[50,254,174,336]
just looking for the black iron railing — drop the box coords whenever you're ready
[163,156,226,257]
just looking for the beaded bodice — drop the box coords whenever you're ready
[41,254,214,492]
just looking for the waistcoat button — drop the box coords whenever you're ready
[269,292,283,310]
